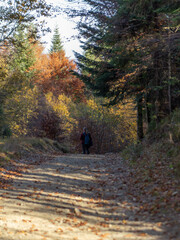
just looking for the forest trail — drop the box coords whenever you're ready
[0,154,178,240]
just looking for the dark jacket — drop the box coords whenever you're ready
[80,133,85,144]
[80,132,92,146]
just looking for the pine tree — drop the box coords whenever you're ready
[50,27,63,53]
[73,0,180,140]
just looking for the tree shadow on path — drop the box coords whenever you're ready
[0,154,177,240]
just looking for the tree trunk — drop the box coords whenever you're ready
[137,94,144,141]
[167,14,172,114]
[145,93,152,130]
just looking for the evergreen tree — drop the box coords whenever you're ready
[11,27,36,72]
[5,26,36,95]
[73,0,180,140]
[50,27,63,53]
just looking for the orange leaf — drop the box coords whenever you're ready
[124,233,133,238]
[56,227,63,233]
[100,233,109,238]
[138,232,148,237]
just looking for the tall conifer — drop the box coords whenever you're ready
[73,0,180,140]
[50,27,63,53]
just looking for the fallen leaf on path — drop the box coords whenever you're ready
[88,226,99,234]
[17,196,24,200]
[49,219,55,224]
[98,222,109,228]
[73,221,87,227]
[55,227,63,233]
[137,232,148,237]
[99,233,109,238]
[122,219,127,224]
[67,227,73,231]
[55,217,62,222]
[124,233,133,238]
[17,230,27,234]
[156,222,162,227]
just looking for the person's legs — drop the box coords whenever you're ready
[85,144,90,154]
[87,146,90,154]
[82,143,86,154]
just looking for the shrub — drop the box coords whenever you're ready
[27,94,64,141]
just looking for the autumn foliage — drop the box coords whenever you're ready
[32,45,85,102]
[0,28,136,151]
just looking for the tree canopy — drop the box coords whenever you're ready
[73,0,180,140]
[0,0,51,43]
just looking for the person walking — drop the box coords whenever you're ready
[80,127,92,154]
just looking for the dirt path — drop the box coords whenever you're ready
[0,154,178,240]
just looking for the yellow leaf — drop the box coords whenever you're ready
[122,219,127,224]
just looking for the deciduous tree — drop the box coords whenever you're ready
[32,44,85,102]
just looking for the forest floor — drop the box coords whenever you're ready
[0,153,180,240]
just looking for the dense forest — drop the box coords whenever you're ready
[72,0,180,139]
[0,0,179,154]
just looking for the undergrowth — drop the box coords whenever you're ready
[0,137,72,167]
[122,109,180,177]
[121,109,180,216]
